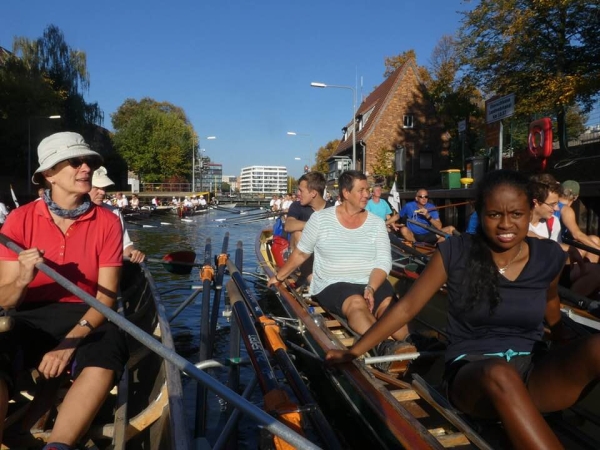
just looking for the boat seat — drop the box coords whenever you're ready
[411,374,495,450]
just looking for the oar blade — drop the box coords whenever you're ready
[162,250,197,275]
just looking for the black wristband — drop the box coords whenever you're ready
[275,274,284,283]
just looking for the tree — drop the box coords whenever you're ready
[0,55,64,177]
[111,98,194,183]
[427,35,486,162]
[12,25,103,130]
[384,49,432,85]
[458,0,600,151]
[313,139,340,173]
[370,146,396,187]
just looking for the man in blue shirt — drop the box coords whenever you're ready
[399,189,455,244]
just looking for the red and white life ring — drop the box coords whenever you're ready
[528,118,553,169]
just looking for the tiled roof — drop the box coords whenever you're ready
[335,59,421,155]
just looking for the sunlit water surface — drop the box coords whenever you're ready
[128,207,275,446]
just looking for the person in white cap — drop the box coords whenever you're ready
[0,132,128,449]
[90,166,146,264]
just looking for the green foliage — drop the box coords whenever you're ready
[458,0,600,150]
[314,139,340,173]
[370,146,396,187]
[111,98,194,183]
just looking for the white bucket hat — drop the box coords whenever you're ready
[33,132,102,184]
[92,166,115,188]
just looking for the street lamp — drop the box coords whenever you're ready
[287,131,314,171]
[28,114,61,196]
[192,135,216,192]
[310,82,356,169]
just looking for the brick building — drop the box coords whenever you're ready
[329,58,449,188]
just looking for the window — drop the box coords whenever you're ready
[403,114,414,129]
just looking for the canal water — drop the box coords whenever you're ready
[127,206,276,446]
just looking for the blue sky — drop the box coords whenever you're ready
[1,0,473,177]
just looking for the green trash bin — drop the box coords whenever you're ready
[440,169,461,189]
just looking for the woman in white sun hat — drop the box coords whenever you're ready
[0,132,128,450]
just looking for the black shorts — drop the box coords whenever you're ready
[314,279,396,318]
[443,343,549,405]
[414,231,439,245]
[0,302,128,396]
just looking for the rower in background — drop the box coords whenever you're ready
[399,189,456,244]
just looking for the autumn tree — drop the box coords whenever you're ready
[458,0,600,151]
[427,35,485,162]
[383,49,431,85]
[369,147,396,187]
[313,139,340,173]
[111,98,194,183]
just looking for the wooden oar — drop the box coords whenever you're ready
[0,233,318,450]
[227,257,342,449]
[406,218,454,239]
[426,200,472,212]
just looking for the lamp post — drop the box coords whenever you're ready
[28,115,61,196]
[287,131,314,172]
[310,82,356,170]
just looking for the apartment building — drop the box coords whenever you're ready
[239,166,288,194]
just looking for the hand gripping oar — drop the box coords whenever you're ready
[0,233,320,450]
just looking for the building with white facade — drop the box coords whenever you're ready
[239,166,288,194]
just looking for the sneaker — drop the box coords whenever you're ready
[374,340,417,373]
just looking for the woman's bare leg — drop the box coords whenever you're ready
[48,367,114,445]
[451,359,562,449]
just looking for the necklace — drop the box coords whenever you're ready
[496,243,522,275]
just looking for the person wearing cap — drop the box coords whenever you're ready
[0,132,128,449]
[90,167,146,264]
[557,180,600,263]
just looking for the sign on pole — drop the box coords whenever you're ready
[486,94,515,124]
[458,120,466,133]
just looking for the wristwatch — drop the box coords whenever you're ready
[78,319,94,331]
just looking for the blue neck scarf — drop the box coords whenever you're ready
[43,189,92,219]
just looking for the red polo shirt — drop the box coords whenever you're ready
[0,200,123,304]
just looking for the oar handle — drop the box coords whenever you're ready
[562,237,600,258]
[406,218,450,239]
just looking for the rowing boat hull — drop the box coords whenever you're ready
[2,262,190,449]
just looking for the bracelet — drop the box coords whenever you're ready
[364,285,374,293]
[275,274,285,283]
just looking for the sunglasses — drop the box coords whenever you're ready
[66,157,101,171]
[417,195,429,198]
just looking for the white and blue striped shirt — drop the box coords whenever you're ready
[297,206,392,296]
